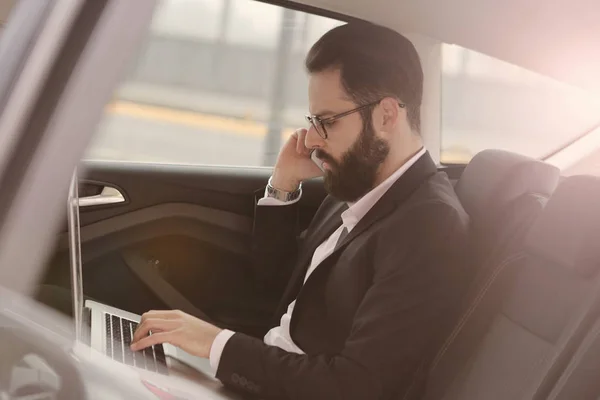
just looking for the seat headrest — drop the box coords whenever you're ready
[455,150,559,225]
[526,175,600,277]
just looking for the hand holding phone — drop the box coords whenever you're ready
[271,129,324,191]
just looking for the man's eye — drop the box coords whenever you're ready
[323,120,336,128]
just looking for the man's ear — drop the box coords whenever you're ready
[379,97,401,135]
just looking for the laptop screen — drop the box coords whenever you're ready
[67,170,84,341]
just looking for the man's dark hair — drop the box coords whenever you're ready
[306,22,424,133]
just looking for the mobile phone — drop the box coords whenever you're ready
[310,149,325,172]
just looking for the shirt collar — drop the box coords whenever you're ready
[341,147,427,231]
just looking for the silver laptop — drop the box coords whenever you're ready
[66,172,213,378]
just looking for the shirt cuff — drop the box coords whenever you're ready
[257,185,302,206]
[209,329,236,374]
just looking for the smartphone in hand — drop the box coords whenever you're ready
[310,149,326,173]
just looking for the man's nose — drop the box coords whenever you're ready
[304,124,325,150]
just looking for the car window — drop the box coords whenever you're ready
[441,44,600,164]
[85,0,344,167]
[86,0,600,167]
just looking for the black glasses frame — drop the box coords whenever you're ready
[305,99,406,139]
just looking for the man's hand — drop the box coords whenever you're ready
[271,128,323,192]
[130,310,222,358]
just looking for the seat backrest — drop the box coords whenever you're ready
[453,149,559,273]
[404,150,559,398]
[424,175,600,400]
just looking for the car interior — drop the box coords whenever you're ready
[2,0,600,398]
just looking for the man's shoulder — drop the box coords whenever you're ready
[386,171,469,238]
[402,170,466,211]
[416,171,464,206]
[369,172,470,274]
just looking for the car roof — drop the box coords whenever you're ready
[292,0,600,94]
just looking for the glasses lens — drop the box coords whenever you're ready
[306,116,326,139]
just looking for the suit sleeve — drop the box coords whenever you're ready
[216,200,470,400]
[250,192,302,293]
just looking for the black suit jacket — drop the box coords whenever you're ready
[216,153,471,399]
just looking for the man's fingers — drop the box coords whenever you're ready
[132,318,178,343]
[295,128,309,155]
[141,310,182,321]
[130,331,173,351]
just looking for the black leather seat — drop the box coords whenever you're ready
[453,149,560,290]
[545,313,600,400]
[405,149,560,398]
[546,314,600,400]
[536,176,600,400]
[423,174,600,400]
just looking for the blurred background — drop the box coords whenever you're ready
[6,0,598,169]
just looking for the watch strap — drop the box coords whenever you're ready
[265,177,302,202]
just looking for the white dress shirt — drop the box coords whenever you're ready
[209,147,427,372]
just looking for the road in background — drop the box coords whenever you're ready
[87,101,295,166]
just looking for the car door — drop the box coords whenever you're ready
[39,0,354,335]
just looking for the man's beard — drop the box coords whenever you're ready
[315,119,390,202]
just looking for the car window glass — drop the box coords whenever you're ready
[85,0,600,167]
[441,44,600,164]
[85,0,344,167]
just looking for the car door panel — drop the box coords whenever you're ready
[42,160,327,331]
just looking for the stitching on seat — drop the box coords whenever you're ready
[430,252,523,368]
[430,195,545,369]
[430,251,525,370]
[403,252,524,398]
[557,318,600,396]
[402,360,426,400]
[412,193,550,395]
[544,315,600,398]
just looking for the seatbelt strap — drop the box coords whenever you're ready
[121,249,213,323]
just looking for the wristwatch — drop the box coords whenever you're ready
[265,176,302,202]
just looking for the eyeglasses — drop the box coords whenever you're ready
[305,99,406,139]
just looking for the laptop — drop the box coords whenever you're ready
[66,172,214,379]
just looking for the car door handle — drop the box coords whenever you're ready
[78,186,125,207]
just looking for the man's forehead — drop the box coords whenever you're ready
[308,70,353,116]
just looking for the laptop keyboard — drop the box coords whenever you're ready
[105,313,168,374]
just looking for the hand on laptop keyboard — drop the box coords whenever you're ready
[130,310,222,359]
[105,313,167,374]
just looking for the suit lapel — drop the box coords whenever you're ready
[276,201,348,314]
[298,201,348,268]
